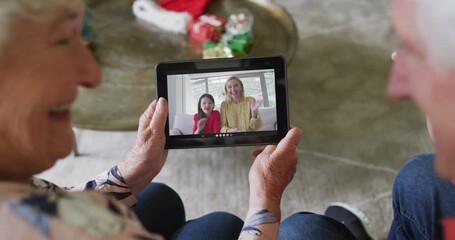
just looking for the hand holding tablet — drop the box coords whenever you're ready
[155,56,289,149]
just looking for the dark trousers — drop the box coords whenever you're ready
[132,182,353,240]
[132,182,243,239]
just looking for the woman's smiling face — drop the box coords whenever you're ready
[226,79,243,101]
[0,6,101,179]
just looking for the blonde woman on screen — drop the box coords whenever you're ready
[220,76,263,133]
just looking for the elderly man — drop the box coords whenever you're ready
[385,0,455,239]
[291,0,455,239]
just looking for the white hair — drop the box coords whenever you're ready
[0,0,83,54]
[415,0,455,71]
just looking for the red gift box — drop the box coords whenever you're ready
[189,14,226,43]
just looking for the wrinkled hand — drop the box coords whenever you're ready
[247,127,303,221]
[118,98,168,196]
[251,98,264,117]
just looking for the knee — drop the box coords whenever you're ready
[282,212,342,229]
[196,211,244,232]
[280,212,354,239]
[392,154,435,205]
[203,211,244,226]
[139,182,180,200]
[282,212,324,225]
[173,212,243,240]
[398,154,435,180]
[135,182,183,211]
[145,182,174,194]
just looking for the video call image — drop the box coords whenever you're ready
[167,69,277,136]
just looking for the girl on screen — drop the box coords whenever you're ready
[193,94,221,134]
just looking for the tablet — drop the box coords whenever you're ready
[156,56,289,149]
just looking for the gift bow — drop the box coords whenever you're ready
[193,15,224,32]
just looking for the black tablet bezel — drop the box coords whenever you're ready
[156,56,289,149]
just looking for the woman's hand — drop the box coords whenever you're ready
[247,127,303,221]
[227,128,240,133]
[251,98,264,117]
[118,98,168,196]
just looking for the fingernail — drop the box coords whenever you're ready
[391,52,398,61]
[158,97,166,106]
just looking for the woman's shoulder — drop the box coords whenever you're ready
[0,179,111,205]
[220,101,230,109]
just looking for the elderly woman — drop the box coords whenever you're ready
[0,1,179,239]
[220,76,263,133]
[0,1,304,239]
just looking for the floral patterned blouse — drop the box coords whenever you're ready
[0,166,163,240]
[0,166,276,240]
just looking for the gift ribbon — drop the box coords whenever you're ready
[193,15,224,33]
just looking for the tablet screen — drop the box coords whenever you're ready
[156,56,288,148]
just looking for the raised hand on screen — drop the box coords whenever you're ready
[251,98,264,117]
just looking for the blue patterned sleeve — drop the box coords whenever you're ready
[67,166,137,207]
[238,209,279,240]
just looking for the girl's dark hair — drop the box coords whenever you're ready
[197,94,215,133]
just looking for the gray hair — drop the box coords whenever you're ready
[415,0,455,72]
[0,0,83,54]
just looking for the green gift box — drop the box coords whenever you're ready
[203,34,253,57]
[204,41,219,49]
[227,34,253,56]
[232,33,252,42]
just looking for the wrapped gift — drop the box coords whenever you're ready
[203,42,234,59]
[204,41,219,49]
[226,8,254,35]
[189,14,226,43]
[213,33,253,57]
[227,33,253,56]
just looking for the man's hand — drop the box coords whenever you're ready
[118,98,168,196]
[247,127,303,221]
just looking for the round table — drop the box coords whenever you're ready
[73,0,298,130]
